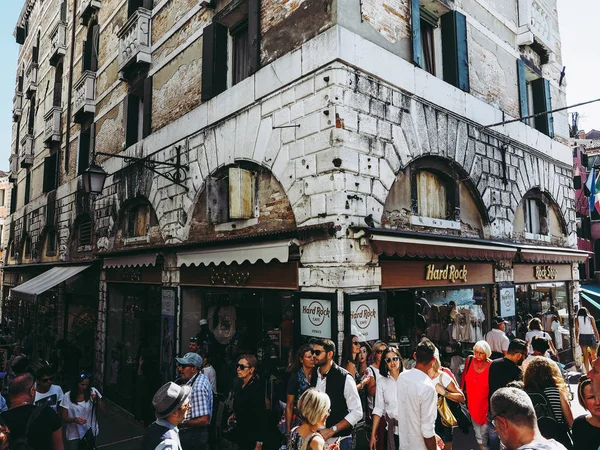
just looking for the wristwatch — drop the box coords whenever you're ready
[332,425,338,433]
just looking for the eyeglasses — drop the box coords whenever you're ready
[375,349,386,354]
[79,373,92,379]
[189,337,198,342]
[39,378,52,383]
[352,341,360,346]
[237,364,251,370]
[385,357,400,363]
[179,364,192,369]
[490,412,504,428]
[181,402,191,410]
[311,350,324,356]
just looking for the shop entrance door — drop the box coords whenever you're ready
[105,284,161,417]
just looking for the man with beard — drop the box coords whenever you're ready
[487,339,528,450]
[310,338,362,450]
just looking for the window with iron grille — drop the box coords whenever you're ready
[46,228,57,256]
[78,219,92,246]
[24,236,32,259]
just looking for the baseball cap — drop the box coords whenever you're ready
[199,319,208,326]
[492,316,508,326]
[175,352,203,368]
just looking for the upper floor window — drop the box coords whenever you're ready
[414,170,449,220]
[82,20,100,72]
[78,216,93,247]
[124,76,152,148]
[523,197,548,235]
[23,235,32,259]
[0,189,6,207]
[201,0,260,101]
[517,59,554,138]
[44,228,57,256]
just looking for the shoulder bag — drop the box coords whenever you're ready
[79,395,97,450]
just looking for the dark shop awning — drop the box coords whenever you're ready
[517,245,589,264]
[11,264,92,301]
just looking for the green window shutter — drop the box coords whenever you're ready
[517,59,529,122]
[441,11,470,92]
[412,0,422,68]
[531,78,554,137]
[201,23,228,102]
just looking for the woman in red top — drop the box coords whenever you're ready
[461,340,492,450]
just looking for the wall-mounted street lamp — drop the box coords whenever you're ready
[82,145,189,195]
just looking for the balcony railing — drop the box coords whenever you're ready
[9,154,18,181]
[517,0,556,57]
[44,107,62,144]
[25,59,38,99]
[19,134,34,168]
[80,0,101,25]
[49,21,67,67]
[13,92,23,122]
[117,8,152,80]
[73,71,96,124]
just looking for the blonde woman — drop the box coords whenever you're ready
[287,388,339,450]
[460,341,492,450]
[523,356,573,449]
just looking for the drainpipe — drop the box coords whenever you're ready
[63,0,77,175]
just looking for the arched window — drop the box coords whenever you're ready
[121,198,158,240]
[83,20,100,72]
[522,192,548,236]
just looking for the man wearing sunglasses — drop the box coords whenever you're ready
[309,338,362,450]
[34,367,64,413]
[490,387,567,450]
[175,353,213,450]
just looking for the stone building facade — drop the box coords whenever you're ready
[4,0,586,412]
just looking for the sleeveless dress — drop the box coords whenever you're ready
[287,428,320,450]
[463,360,490,425]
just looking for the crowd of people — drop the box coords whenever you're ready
[0,306,599,450]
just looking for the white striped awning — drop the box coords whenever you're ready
[11,264,92,301]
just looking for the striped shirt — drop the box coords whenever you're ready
[543,387,564,423]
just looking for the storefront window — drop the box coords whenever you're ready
[385,287,490,357]
[181,287,294,396]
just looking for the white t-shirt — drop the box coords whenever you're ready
[60,388,102,441]
[202,365,217,393]
[35,384,64,412]
[485,329,510,354]
[525,330,552,354]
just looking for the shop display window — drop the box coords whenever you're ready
[385,286,490,357]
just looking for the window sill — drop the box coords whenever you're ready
[77,245,93,253]
[124,236,150,246]
[214,217,258,232]
[523,232,550,242]
[410,216,460,230]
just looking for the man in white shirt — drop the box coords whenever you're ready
[310,338,362,450]
[397,340,440,450]
[34,367,64,412]
[486,316,510,360]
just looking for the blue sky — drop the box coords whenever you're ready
[0,3,20,172]
[0,1,596,171]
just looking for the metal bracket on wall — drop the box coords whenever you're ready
[96,145,189,191]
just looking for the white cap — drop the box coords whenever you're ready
[199,319,208,326]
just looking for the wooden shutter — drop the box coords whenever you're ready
[60,1,67,21]
[82,40,91,72]
[16,26,25,45]
[531,78,554,138]
[125,94,140,147]
[43,153,58,193]
[248,0,260,75]
[411,0,422,68]
[24,171,31,205]
[10,185,17,214]
[201,23,228,101]
[78,128,91,175]
[142,77,153,138]
[32,46,39,64]
[143,0,153,10]
[517,59,529,122]
[441,11,470,92]
[18,74,23,91]
[91,24,100,72]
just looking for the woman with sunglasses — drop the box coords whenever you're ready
[285,344,315,435]
[341,335,361,380]
[287,388,336,450]
[228,354,267,450]
[59,373,104,450]
[367,342,387,450]
[572,376,600,450]
[369,347,403,450]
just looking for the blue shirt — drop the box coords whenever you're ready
[154,419,181,450]
[185,373,213,422]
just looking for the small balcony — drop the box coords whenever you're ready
[49,22,67,67]
[80,0,101,26]
[517,0,556,58]
[13,92,23,122]
[20,134,34,168]
[25,59,38,99]
[73,71,96,124]
[9,154,18,182]
[44,107,62,145]
[117,8,152,80]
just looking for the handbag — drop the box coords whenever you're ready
[441,367,471,434]
[79,396,97,450]
[437,374,457,429]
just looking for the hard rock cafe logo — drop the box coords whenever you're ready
[534,265,558,280]
[425,264,468,283]
[350,303,377,330]
[302,301,331,327]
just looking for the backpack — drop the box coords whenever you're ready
[11,405,46,450]
[527,391,573,450]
